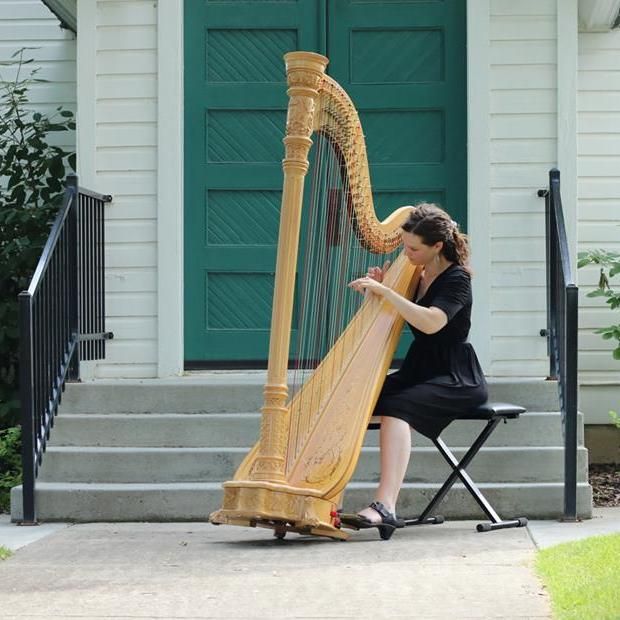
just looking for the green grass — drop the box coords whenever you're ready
[0,545,12,561]
[536,533,620,620]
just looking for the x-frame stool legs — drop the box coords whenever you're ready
[402,416,528,532]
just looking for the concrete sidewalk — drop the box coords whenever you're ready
[0,518,549,620]
[0,510,617,619]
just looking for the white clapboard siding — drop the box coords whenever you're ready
[577,29,620,383]
[489,0,557,376]
[91,0,158,378]
[0,0,75,151]
[105,267,157,294]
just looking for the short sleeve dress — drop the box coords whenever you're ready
[372,263,488,439]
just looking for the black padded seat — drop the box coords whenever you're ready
[463,401,526,420]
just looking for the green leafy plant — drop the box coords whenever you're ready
[0,48,75,430]
[0,426,21,513]
[578,248,620,424]
[577,249,620,361]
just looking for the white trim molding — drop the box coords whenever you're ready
[76,0,96,190]
[76,0,97,380]
[467,0,491,372]
[157,1,184,377]
[558,0,579,271]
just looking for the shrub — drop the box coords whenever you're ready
[0,48,75,429]
[0,426,21,513]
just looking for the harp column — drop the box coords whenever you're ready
[250,52,329,483]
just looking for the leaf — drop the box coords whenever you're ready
[587,289,612,298]
[48,157,64,180]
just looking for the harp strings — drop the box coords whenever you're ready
[289,80,400,457]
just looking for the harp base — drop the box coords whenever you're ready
[209,481,348,540]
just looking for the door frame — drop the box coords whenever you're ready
[157,1,184,377]
[158,0,490,376]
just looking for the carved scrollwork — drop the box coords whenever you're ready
[286,97,315,137]
[287,70,322,91]
[284,143,312,164]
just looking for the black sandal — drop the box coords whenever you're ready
[340,501,405,540]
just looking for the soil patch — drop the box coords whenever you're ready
[589,463,620,507]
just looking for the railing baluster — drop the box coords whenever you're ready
[86,196,93,360]
[18,292,36,523]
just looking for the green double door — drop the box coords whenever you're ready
[184,0,466,365]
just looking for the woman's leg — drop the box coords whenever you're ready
[358,415,412,522]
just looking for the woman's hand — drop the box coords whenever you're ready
[366,260,391,283]
[348,275,389,297]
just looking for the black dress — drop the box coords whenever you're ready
[372,263,488,439]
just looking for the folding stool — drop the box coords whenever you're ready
[379,402,529,532]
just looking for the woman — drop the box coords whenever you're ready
[345,203,488,539]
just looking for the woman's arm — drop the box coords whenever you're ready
[348,276,448,334]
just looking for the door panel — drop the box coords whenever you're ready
[328,0,466,358]
[184,0,322,362]
[184,0,466,364]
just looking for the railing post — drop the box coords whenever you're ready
[564,283,579,520]
[549,169,561,379]
[538,182,552,373]
[18,291,37,524]
[67,174,80,381]
[539,168,580,520]
[541,182,552,376]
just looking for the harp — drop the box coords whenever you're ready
[209,52,421,540]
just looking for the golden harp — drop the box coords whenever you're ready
[209,52,421,540]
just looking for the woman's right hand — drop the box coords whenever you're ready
[366,260,391,283]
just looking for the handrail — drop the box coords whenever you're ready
[537,168,579,521]
[18,174,112,524]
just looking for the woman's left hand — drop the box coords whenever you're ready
[348,276,389,297]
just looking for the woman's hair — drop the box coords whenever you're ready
[401,203,471,272]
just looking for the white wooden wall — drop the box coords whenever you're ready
[85,0,564,379]
[0,0,75,152]
[578,28,620,384]
[577,27,620,422]
[78,0,159,378]
[488,0,558,376]
[74,0,619,390]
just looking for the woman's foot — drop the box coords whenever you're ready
[357,501,396,524]
[339,501,404,540]
[341,501,404,528]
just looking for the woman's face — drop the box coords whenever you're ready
[401,231,442,266]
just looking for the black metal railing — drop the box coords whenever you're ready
[538,169,579,521]
[18,174,112,524]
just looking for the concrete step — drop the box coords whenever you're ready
[12,375,587,523]
[59,375,561,414]
[37,445,589,485]
[51,411,584,448]
[10,481,592,522]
